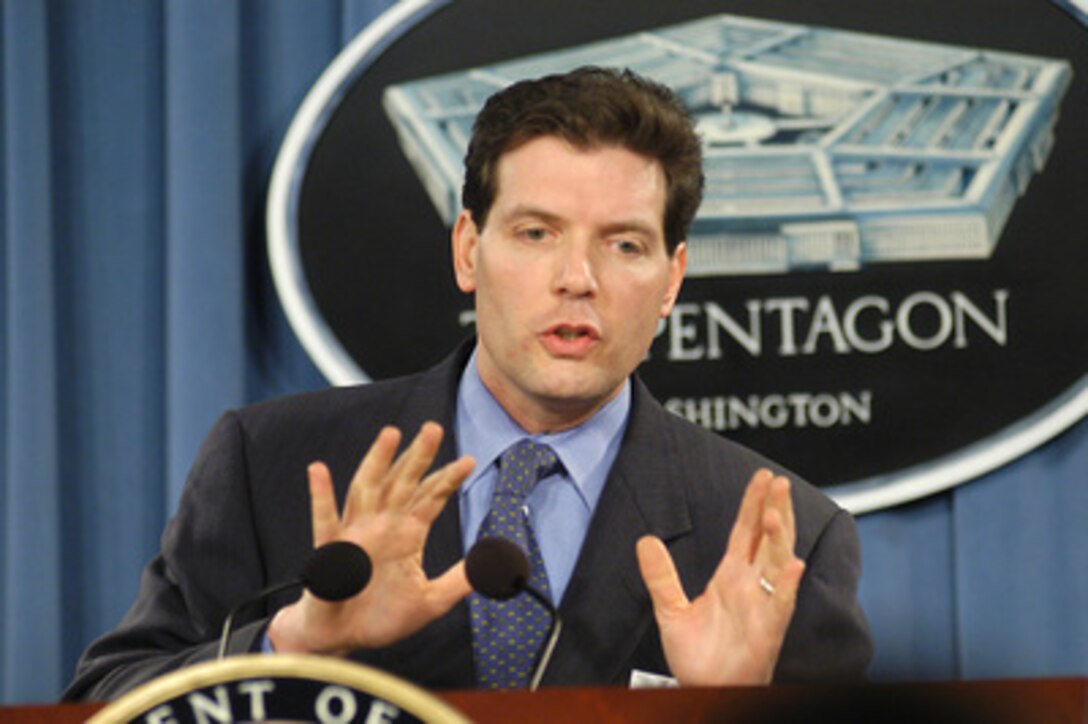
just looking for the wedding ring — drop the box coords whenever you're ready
[759,576,776,596]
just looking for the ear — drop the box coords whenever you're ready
[451,210,480,293]
[659,242,687,317]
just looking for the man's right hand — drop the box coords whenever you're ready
[267,422,475,656]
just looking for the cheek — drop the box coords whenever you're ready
[475,264,530,332]
[630,272,674,315]
[482,253,545,303]
[613,281,670,341]
[477,269,518,312]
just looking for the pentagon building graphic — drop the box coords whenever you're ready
[382,14,1071,276]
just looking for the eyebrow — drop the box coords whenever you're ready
[501,205,563,227]
[501,204,661,239]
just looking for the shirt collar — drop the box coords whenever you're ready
[455,348,630,506]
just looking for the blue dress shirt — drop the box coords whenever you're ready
[265,351,630,652]
[456,350,629,603]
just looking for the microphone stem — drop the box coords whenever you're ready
[529,617,561,691]
[217,579,301,660]
[525,586,561,691]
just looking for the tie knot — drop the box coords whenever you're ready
[495,440,559,501]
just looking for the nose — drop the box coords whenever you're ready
[553,238,599,298]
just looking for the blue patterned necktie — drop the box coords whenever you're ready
[470,439,559,689]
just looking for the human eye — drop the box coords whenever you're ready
[612,237,648,257]
[515,225,551,243]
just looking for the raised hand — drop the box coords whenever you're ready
[267,422,476,656]
[636,469,806,686]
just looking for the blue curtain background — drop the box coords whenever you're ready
[1,0,1085,705]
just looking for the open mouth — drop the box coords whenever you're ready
[555,327,591,341]
[542,324,600,354]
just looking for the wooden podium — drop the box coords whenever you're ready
[2,677,1086,722]
[444,678,1088,722]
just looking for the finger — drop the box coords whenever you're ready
[755,477,798,573]
[410,455,475,523]
[636,536,690,618]
[754,509,788,583]
[767,558,806,610]
[308,462,339,547]
[383,422,445,509]
[343,426,402,520]
[423,560,473,617]
[769,475,797,552]
[725,469,774,564]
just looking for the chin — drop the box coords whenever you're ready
[534,378,616,410]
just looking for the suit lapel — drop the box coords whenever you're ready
[543,378,694,685]
[402,345,469,578]
[374,343,478,686]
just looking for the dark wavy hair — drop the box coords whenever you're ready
[461,66,704,255]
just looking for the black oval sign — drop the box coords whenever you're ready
[267,0,1088,512]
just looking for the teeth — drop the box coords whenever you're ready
[557,328,584,340]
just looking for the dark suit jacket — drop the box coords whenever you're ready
[64,343,872,701]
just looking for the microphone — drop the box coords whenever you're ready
[299,540,373,602]
[465,537,562,691]
[216,541,372,659]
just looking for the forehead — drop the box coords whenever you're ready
[492,136,667,227]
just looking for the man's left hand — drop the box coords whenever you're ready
[635,469,805,686]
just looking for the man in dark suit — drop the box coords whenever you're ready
[65,67,871,700]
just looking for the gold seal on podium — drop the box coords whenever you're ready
[88,654,471,723]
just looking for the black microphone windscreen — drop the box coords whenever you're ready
[300,541,372,602]
[466,537,529,600]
